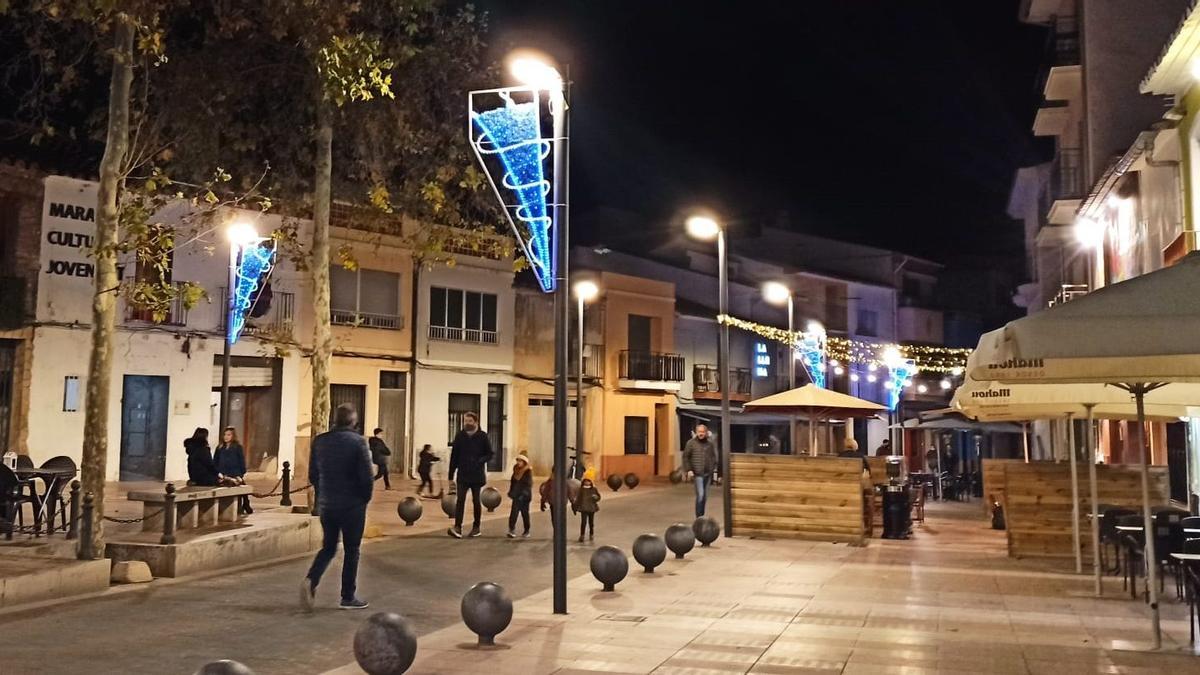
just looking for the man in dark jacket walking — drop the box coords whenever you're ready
[682,423,719,518]
[301,404,374,611]
[447,411,493,539]
[369,428,392,490]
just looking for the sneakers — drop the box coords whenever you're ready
[468,526,482,538]
[589,532,594,541]
[522,531,531,539]
[578,535,585,543]
[339,597,370,610]
[448,527,463,539]
[506,530,516,539]
[299,578,315,613]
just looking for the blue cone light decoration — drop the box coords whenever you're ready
[886,358,916,411]
[229,242,274,343]
[798,328,826,389]
[471,97,555,292]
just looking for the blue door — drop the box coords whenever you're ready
[120,375,169,481]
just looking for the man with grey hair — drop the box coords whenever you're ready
[682,423,718,518]
[301,403,374,611]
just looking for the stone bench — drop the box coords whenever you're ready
[126,485,254,533]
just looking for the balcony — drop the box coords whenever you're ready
[619,350,684,391]
[1052,15,1079,66]
[333,308,403,331]
[126,283,190,327]
[428,325,497,344]
[569,343,605,380]
[1046,148,1084,225]
[1047,283,1088,308]
[219,287,296,337]
[692,364,751,402]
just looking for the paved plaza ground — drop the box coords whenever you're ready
[1,481,1198,674]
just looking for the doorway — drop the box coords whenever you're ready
[120,375,169,481]
[487,383,506,472]
[0,341,15,452]
[655,403,671,475]
[331,384,367,434]
[447,393,481,447]
[378,371,407,473]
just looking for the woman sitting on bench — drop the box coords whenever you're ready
[215,426,253,515]
[186,428,219,487]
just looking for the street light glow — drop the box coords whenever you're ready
[685,215,721,241]
[1075,216,1104,250]
[227,221,259,247]
[805,320,825,337]
[573,279,600,302]
[882,346,904,369]
[509,55,562,90]
[762,281,791,305]
[940,379,952,390]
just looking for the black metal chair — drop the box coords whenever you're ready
[14,454,33,470]
[1115,513,1146,599]
[1184,539,1200,645]
[1100,507,1136,574]
[1152,509,1186,598]
[37,456,77,534]
[0,464,36,540]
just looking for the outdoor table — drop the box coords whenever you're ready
[13,466,76,536]
[1172,553,1200,562]
[1185,528,1200,535]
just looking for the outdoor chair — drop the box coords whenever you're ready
[38,456,76,534]
[14,454,33,470]
[911,483,926,524]
[1100,507,1136,574]
[1115,513,1145,599]
[0,464,36,540]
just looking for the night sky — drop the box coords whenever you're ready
[477,0,1053,261]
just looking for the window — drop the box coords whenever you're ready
[856,309,878,337]
[62,376,80,412]
[330,267,402,329]
[624,416,649,455]
[448,393,481,444]
[429,287,498,343]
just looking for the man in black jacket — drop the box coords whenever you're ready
[301,404,374,611]
[369,427,392,490]
[448,411,493,539]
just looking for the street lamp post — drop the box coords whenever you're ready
[686,215,732,538]
[573,280,599,467]
[763,282,795,453]
[221,221,260,432]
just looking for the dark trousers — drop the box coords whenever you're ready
[306,504,367,602]
[418,470,433,493]
[579,511,594,538]
[374,462,391,489]
[508,499,530,533]
[454,482,482,530]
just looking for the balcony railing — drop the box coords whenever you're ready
[219,287,296,336]
[692,364,751,399]
[1052,15,1079,66]
[126,283,190,327]
[1051,148,1084,201]
[1047,283,1088,308]
[619,350,685,383]
[332,308,403,330]
[428,325,498,344]
[570,343,605,379]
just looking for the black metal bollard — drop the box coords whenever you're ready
[77,492,95,560]
[66,480,81,540]
[280,461,292,507]
[161,483,177,545]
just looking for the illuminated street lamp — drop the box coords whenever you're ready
[763,281,796,454]
[573,279,599,473]
[1075,216,1104,291]
[686,213,731,538]
[220,220,264,433]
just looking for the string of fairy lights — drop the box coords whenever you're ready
[717,314,970,407]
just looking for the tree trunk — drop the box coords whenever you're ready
[79,17,134,559]
[308,96,334,507]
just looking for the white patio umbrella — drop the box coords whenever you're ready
[968,251,1200,649]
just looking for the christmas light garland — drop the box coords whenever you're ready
[717,314,970,374]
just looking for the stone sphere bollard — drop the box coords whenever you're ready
[567,478,581,502]
[194,661,256,675]
[623,473,639,489]
[693,516,719,547]
[632,533,667,573]
[605,473,623,492]
[353,612,418,675]
[461,582,513,646]
[481,486,502,512]
[669,468,685,484]
[589,545,629,592]
[397,497,423,527]
[441,492,456,518]
[665,523,696,559]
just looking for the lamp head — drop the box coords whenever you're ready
[882,346,904,369]
[227,221,259,247]
[573,279,600,302]
[509,52,563,90]
[1074,216,1104,250]
[685,215,721,241]
[762,281,791,305]
[804,321,825,338]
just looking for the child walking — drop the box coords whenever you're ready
[417,444,439,497]
[574,470,601,542]
[507,454,533,538]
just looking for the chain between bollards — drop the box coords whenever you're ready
[161,483,177,545]
[280,461,292,507]
[77,491,95,560]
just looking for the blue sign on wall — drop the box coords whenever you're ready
[754,342,771,378]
